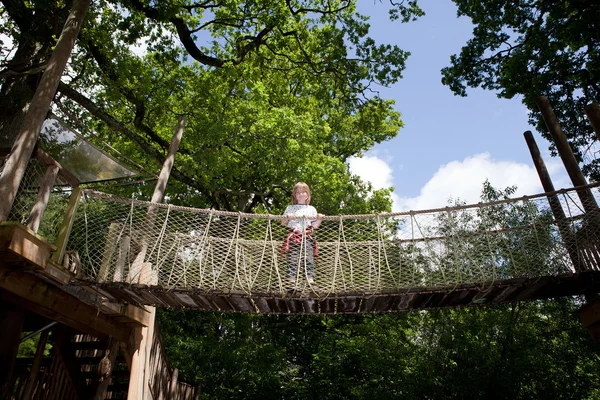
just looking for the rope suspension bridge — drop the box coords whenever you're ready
[53,184,600,314]
[2,104,600,400]
[0,4,598,394]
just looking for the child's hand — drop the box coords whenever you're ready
[312,214,325,228]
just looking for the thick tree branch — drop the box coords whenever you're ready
[285,0,351,16]
[56,82,220,208]
[1,0,33,33]
[126,0,272,67]
[84,42,182,153]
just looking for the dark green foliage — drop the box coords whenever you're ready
[158,299,600,400]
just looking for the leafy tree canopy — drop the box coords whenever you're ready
[1,0,423,213]
[158,298,600,400]
[441,0,600,178]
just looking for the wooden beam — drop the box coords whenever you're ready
[0,222,56,270]
[43,260,73,285]
[34,148,80,187]
[579,296,600,343]
[150,116,186,205]
[93,338,120,400]
[115,304,151,327]
[51,187,82,265]
[98,222,119,282]
[0,268,130,342]
[128,117,185,400]
[584,102,600,142]
[536,96,598,214]
[580,296,600,328]
[27,164,60,233]
[21,329,49,399]
[0,0,90,222]
[524,131,581,271]
[169,368,179,399]
[0,302,25,397]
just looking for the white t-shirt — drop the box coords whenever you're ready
[283,204,318,231]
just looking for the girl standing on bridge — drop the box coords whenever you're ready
[281,182,324,289]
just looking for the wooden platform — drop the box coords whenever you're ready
[0,223,151,341]
[78,271,600,314]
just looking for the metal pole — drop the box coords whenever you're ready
[19,322,58,343]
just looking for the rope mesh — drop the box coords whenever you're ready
[1,155,71,242]
[64,186,600,296]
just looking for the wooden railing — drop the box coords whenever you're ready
[9,353,78,400]
[149,322,200,400]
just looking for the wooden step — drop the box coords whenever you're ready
[105,393,127,399]
[74,355,126,364]
[108,382,130,392]
[80,369,130,379]
[72,341,108,350]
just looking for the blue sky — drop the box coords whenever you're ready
[348,1,572,211]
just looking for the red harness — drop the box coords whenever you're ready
[280,226,318,260]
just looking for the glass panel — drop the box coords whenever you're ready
[40,118,138,183]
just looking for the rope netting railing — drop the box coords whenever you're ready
[64,185,600,297]
[1,154,72,242]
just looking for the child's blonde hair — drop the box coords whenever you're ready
[291,182,311,205]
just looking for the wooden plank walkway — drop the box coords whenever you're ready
[75,271,600,314]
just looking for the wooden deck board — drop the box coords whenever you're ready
[62,272,600,314]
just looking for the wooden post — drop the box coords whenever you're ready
[151,116,186,205]
[0,0,90,222]
[34,148,80,188]
[127,116,186,400]
[0,303,25,397]
[579,296,600,343]
[51,187,82,265]
[585,102,600,142]
[524,131,582,271]
[113,235,131,282]
[168,368,179,399]
[536,96,599,214]
[92,338,120,400]
[21,330,50,399]
[27,164,60,233]
[98,222,120,282]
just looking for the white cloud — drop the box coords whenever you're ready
[395,153,570,212]
[349,150,573,213]
[348,154,401,209]
[348,155,394,189]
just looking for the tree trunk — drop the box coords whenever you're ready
[0,3,71,147]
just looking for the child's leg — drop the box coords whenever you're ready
[286,242,301,284]
[303,238,315,282]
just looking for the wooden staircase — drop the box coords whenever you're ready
[72,334,129,399]
[52,328,131,400]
